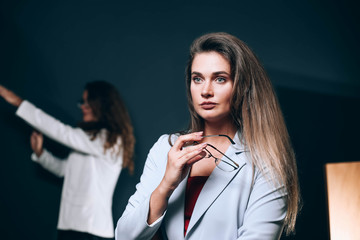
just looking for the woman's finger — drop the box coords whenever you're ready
[178,142,206,157]
[172,132,203,151]
[178,143,207,164]
[187,151,207,165]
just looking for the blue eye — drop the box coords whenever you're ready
[216,77,226,83]
[193,77,202,83]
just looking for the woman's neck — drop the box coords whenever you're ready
[203,118,237,140]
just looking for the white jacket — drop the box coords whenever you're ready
[16,100,122,238]
[115,134,286,240]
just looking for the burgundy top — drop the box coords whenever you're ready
[184,176,209,236]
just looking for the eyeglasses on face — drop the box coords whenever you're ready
[194,134,239,172]
[77,99,90,109]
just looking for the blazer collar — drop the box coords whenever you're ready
[231,131,247,152]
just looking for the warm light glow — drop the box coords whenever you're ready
[325,162,360,240]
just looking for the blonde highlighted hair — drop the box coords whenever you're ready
[185,32,300,235]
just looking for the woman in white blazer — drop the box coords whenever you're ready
[115,33,300,240]
[0,81,135,240]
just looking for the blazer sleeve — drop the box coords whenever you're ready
[115,135,170,240]
[237,167,287,240]
[16,100,104,156]
[31,149,67,177]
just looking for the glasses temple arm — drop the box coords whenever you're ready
[202,135,235,144]
[206,144,239,168]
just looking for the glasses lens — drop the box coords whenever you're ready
[77,99,83,108]
[205,146,237,172]
[215,158,237,172]
[78,99,90,109]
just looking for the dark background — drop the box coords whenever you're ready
[0,0,359,239]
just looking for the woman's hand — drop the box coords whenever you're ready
[0,85,23,107]
[148,131,207,225]
[30,131,44,157]
[161,132,207,192]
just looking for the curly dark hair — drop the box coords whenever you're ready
[79,81,135,174]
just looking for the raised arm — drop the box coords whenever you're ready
[30,131,67,177]
[115,133,207,240]
[0,85,23,107]
[148,132,207,224]
[1,85,106,157]
[16,100,106,156]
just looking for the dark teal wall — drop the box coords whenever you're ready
[0,1,359,239]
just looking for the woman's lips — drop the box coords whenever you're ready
[200,102,217,110]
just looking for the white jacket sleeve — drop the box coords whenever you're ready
[31,149,67,177]
[115,135,169,240]
[16,100,104,156]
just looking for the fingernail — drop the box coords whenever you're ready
[198,145,206,151]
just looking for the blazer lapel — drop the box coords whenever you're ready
[185,138,247,236]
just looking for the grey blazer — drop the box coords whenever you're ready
[116,133,287,240]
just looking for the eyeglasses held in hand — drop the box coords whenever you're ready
[194,134,239,172]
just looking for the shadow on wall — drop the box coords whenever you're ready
[276,84,360,240]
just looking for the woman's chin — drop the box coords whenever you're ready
[199,113,231,123]
[83,117,92,122]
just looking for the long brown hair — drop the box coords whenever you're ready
[79,81,135,174]
[185,32,300,235]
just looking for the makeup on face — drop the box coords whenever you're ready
[190,51,233,122]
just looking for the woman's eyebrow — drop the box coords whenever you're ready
[212,71,231,76]
[191,71,230,76]
[191,71,204,77]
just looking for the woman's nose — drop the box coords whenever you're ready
[201,81,214,98]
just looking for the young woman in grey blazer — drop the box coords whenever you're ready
[0,81,135,240]
[115,33,300,240]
